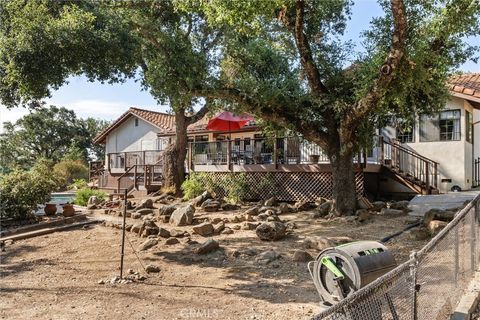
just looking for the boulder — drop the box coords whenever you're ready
[221,203,240,211]
[292,250,313,262]
[371,201,387,212]
[277,203,291,214]
[255,250,280,265]
[141,220,159,237]
[264,197,277,207]
[157,227,171,238]
[407,227,431,241]
[138,239,158,251]
[192,222,214,237]
[424,209,455,226]
[295,201,316,212]
[131,212,142,219]
[303,236,336,250]
[170,229,186,237]
[380,208,405,217]
[232,225,241,230]
[158,204,177,216]
[257,213,270,221]
[145,264,160,273]
[259,206,276,214]
[315,201,333,218]
[165,237,180,245]
[256,222,286,241]
[244,206,260,216]
[266,215,280,222]
[131,222,144,234]
[169,205,195,226]
[201,199,221,212]
[192,191,212,207]
[389,200,410,211]
[136,198,154,210]
[195,238,219,254]
[427,220,448,235]
[221,227,234,235]
[136,208,154,215]
[213,221,225,234]
[356,209,371,222]
[241,222,259,230]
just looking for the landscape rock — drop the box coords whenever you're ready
[315,201,333,217]
[266,215,280,222]
[165,237,180,245]
[380,208,405,217]
[257,213,270,221]
[232,225,241,230]
[221,203,240,211]
[195,238,220,254]
[356,209,371,222]
[138,239,158,251]
[201,199,221,212]
[192,191,212,207]
[244,206,260,216]
[264,197,277,207]
[221,227,233,235]
[277,203,291,214]
[427,220,448,235]
[242,222,259,230]
[424,209,455,226]
[295,201,316,212]
[371,201,387,212]
[136,208,154,215]
[259,206,276,214]
[131,212,142,219]
[255,250,280,265]
[292,250,313,262]
[256,222,287,241]
[213,221,225,234]
[141,220,159,237]
[136,198,154,210]
[170,229,186,237]
[407,227,431,241]
[157,227,171,238]
[158,204,177,216]
[303,236,336,250]
[389,200,410,211]
[169,205,195,226]
[131,222,144,234]
[192,222,214,236]
[145,264,160,273]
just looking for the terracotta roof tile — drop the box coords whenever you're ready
[448,73,480,100]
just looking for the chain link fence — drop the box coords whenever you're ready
[313,194,480,320]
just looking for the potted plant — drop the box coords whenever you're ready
[309,154,320,163]
[62,203,75,217]
[44,203,57,216]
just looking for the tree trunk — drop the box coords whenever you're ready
[329,148,357,216]
[162,108,188,196]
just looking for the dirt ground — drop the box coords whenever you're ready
[0,204,429,320]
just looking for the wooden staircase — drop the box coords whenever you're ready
[379,138,439,195]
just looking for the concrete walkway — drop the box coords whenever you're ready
[408,191,480,216]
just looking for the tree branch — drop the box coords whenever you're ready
[349,0,407,124]
[293,0,329,95]
[186,100,210,125]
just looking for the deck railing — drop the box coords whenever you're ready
[108,150,164,171]
[189,137,330,167]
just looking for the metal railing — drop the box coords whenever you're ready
[189,137,330,166]
[313,194,480,320]
[108,150,164,170]
[473,157,480,188]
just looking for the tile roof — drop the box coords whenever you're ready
[448,73,480,100]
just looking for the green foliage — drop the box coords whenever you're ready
[181,172,250,203]
[0,159,61,220]
[68,178,88,190]
[53,160,89,190]
[73,188,107,207]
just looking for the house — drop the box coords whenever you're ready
[90,73,480,200]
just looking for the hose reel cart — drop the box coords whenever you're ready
[308,241,397,306]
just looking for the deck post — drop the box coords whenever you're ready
[142,151,146,165]
[134,165,137,190]
[188,142,193,172]
[273,138,278,169]
[284,137,288,164]
[379,136,384,164]
[227,140,232,171]
[124,152,127,171]
[107,154,111,172]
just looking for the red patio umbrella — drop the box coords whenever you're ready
[206,111,255,138]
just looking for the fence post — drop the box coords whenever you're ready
[227,140,232,171]
[471,204,476,272]
[379,136,384,164]
[410,251,419,320]
[454,226,459,286]
[273,138,278,169]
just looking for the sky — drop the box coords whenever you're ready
[0,0,478,132]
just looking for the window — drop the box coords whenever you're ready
[466,110,473,143]
[397,126,414,143]
[420,110,461,142]
[134,118,139,127]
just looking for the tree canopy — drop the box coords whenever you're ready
[0,0,478,213]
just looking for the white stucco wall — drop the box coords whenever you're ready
[105,116,160,154]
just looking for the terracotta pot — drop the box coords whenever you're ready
[44,203,57,216]
[309,154,320,163]
[62,204,75,217]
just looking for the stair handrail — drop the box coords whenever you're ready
[382,139,439,165]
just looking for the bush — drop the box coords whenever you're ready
[54,160,89,190]
[223,173,250,204]
[68,178,88,190]
[181,173,207,200]
[73,188,107,206]
[0,159,61,220]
